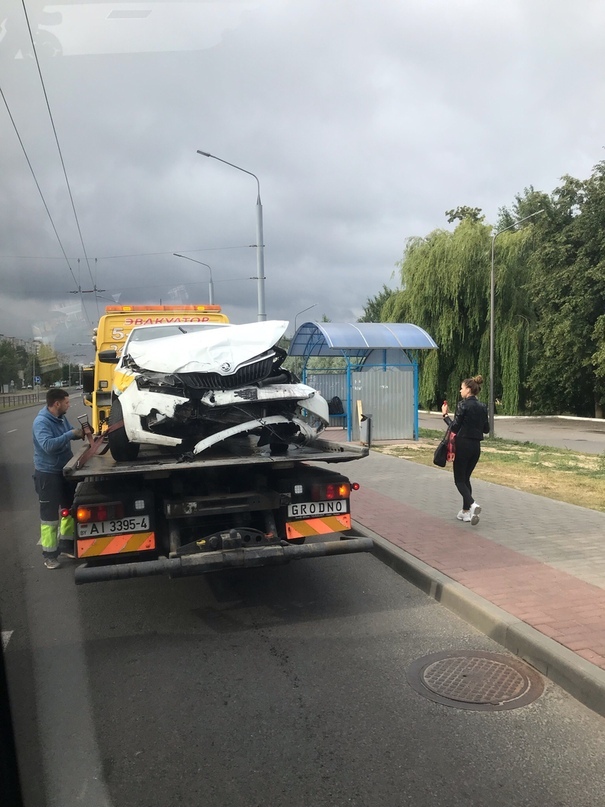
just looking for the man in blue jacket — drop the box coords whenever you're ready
[33,389,83,569]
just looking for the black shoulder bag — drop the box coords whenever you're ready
[433,426,455,467]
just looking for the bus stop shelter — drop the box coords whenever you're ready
[288,322,438,442]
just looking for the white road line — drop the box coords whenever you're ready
[2,630,13,649]
[7,429,17,434]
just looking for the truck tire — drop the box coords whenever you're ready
[108,397,140,462]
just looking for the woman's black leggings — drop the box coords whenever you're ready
[452,436,481,510]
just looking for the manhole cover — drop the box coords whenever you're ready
[407,651,544,711]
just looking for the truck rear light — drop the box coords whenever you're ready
[76,502,125,523]
[351,482,360,491]
[311,482,350,501]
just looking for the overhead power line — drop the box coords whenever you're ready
[18,0,99,320]
[0,83,95,329]
[0,85,78,287]
[96,246,253,259]
[0,255,80,261]
[0,245,254,261]
[83,277,251,294]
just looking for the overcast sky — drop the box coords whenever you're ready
[1,0,604,360]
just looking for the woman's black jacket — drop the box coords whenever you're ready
[443,396,489,440]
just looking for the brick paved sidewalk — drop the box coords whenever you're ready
[324,429,605,673]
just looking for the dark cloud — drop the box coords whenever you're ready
[1,0,605,349]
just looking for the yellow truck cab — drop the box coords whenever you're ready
[84,304,229,433]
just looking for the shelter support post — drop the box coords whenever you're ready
[413,360,419,439]
[346,360,353,441]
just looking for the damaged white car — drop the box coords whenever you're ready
[100,320,329,462]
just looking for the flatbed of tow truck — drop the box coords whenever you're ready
[65,435,372,585]
[64,436,369,480]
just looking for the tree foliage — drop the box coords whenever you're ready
[0,338,69,390]
[382,217,536,413]
[358,284,396,323]
[383,221,488,407]
[0,340,22,388]
[363,161,605,417]
[445,205,484,224]
[522,164,605,416]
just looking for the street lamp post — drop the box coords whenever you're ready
[196,150,266,321]
[489,209,544,437]
[173,253,215,304]
[32,337,42,389]
[294,303,318,334]
[72,354,86,388]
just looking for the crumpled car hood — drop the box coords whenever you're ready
[126,320,288,375]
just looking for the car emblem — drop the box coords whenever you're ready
[221,362,231,372]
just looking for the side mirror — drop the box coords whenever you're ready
[82,367,95,394]
[98,349,118,364]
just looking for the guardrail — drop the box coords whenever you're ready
[0,393,42,410]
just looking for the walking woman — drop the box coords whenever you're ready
[441,375,489,525]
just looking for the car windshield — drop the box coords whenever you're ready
[128,323,229,343]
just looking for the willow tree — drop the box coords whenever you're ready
[383,216,538,413]
[489,227,539,413]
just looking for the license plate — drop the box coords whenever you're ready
[78,515,150,538]
[287,500,348,518]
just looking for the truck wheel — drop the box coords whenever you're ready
[108,397,140,462]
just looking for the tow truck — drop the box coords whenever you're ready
[67,304,372,584]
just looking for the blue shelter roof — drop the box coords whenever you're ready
[288,322,438,358]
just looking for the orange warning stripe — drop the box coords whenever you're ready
[286,514,351,539]
[77,532,156,558]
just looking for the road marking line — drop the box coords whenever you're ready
[7,429,17,434]
[2,631,13,649]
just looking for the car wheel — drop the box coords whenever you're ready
[108,397,140,462]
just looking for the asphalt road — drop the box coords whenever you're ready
[2,403,605,807]
[419,411,605,455]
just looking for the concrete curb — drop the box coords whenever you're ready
[421,410,605,426]
[354,520,605,718]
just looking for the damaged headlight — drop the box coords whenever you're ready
[136,372,182,392]
[173,401,197,421]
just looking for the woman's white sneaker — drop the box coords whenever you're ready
[470,502,481,517]
[456,510,465,520]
